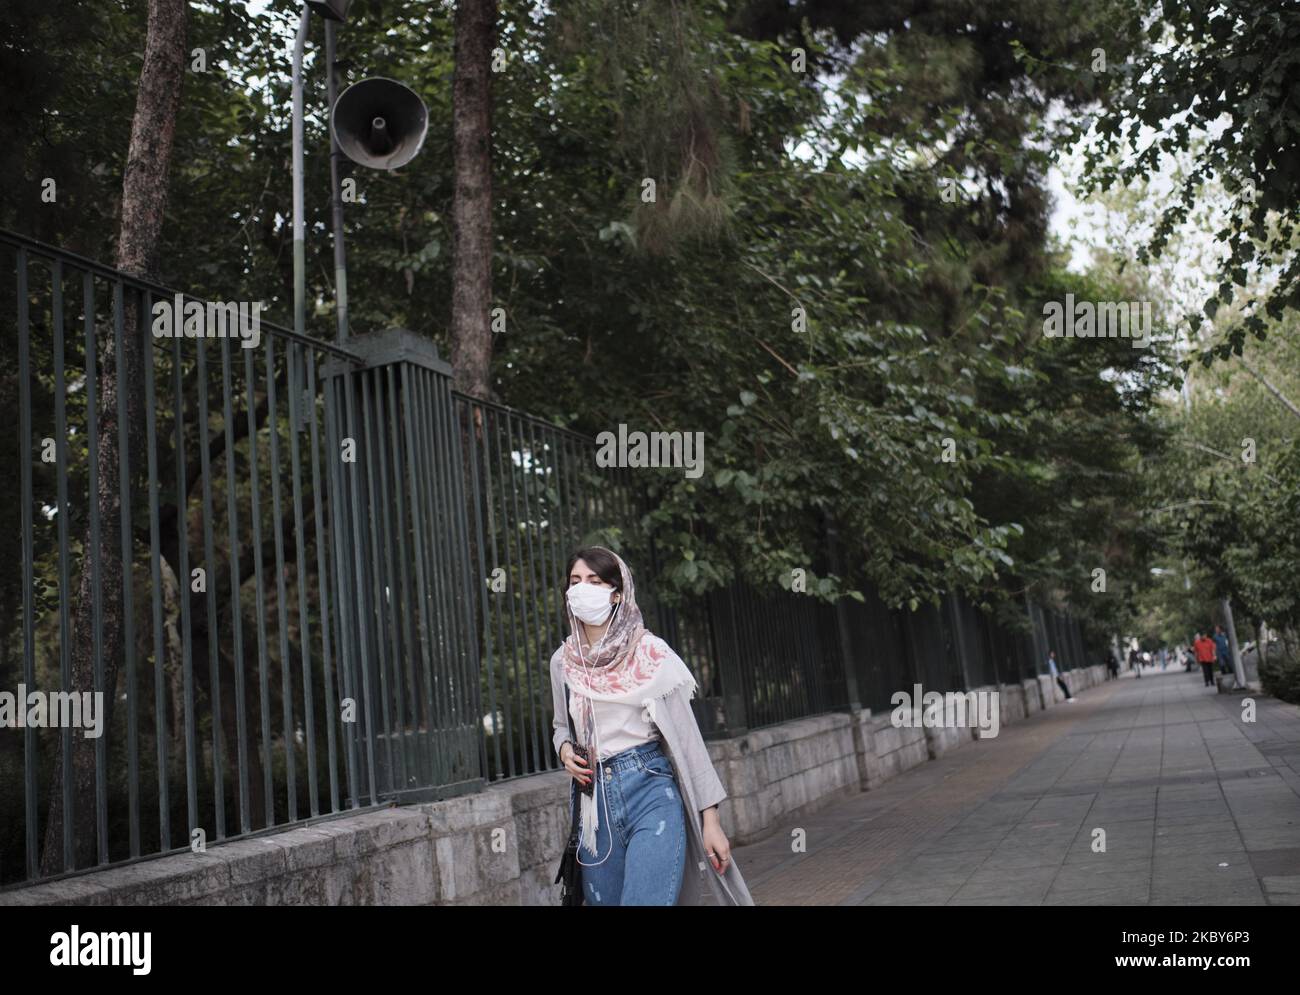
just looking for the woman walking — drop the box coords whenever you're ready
[550,545,754,906]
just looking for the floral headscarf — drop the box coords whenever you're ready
[561,546,648,686]
[560,546,694,722]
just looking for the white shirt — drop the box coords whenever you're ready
[570,692,660,760]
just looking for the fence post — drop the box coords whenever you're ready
[946,591,973,692]
[1026,598,1046,675]
[824,517,863,712]
[712,586,751,736]
[320,328,485,805]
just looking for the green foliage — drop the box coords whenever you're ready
[1073,0,1300,363]
[1132,312,1300,642]
[3,0,1168,621]
[1259,649,1300,706]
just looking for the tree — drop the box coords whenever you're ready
[1074,0,1300,362]
[0,0,1200,879]
[449,0,497,399]
[40,0,189,876]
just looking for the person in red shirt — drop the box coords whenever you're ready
[1193,632,1218,687]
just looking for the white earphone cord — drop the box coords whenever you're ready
[574,599,618,867]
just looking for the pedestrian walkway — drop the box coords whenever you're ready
[733,667,1300,905]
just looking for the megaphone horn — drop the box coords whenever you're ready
[330,77,429,170]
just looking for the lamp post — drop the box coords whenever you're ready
[291,5,310,345]
[289,0,427,346]
[324,19,349,345]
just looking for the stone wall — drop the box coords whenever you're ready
[0,665,1107,906]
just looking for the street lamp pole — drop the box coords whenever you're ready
[291,6,309,346]
[289,1,425,348]
[325,19,350,345]
[292,2,354,347]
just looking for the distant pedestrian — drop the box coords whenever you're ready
[1194,631,1218,687]
[1106,648,1120,680]
[1129,646,1142,679]
[1214,626,1232,675]
[1047,650,1075,702]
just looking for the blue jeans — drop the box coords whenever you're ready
[575,739,687,906]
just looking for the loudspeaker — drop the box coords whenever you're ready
[305,0,353,21]
[330,77,429,171]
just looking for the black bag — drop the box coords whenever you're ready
[554,685,584,906]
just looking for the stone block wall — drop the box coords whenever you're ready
[0,665,1110,906]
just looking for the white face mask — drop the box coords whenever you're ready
[567,582,617,625]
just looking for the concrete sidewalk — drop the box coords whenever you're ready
[733,667,1300,905]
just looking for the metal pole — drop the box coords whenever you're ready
[292,7,309,342]
[325,19,350,344]
[1027,600,1045,674]
[824,515,862,711]
[947,591,972,692]
[1221,596,1246,689]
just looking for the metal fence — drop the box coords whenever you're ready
[454,393,650,783]
[706,583,849,730]
[0,229,1100,889]
[0,230,389,884]
[318,337,486,808]
[701,583,1096,730]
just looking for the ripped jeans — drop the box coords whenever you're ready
[576,739,687,906]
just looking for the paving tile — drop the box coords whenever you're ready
[1044,884,1150,906]
[737,673,1300,906]
[1261,875,1300,895]
[1247,849,1300,877]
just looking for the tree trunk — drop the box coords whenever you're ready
[161,559,187,772]
[218,641,267,832]
[41,0,188,876]
[449,0,496,399]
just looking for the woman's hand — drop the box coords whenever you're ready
[560,742,591,787]
[701,810,731,873]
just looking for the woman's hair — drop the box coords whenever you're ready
[565,546,623,592]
